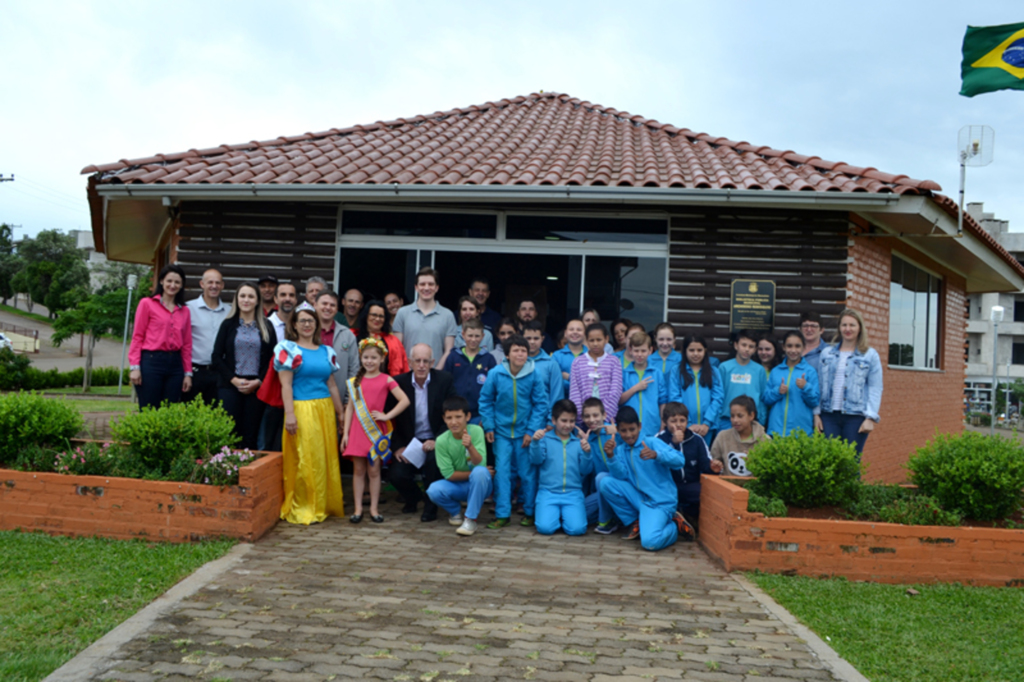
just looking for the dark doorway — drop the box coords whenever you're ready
[433,251,580,344]
[337,248,419,304]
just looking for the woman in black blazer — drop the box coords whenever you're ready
[211,282,275,449]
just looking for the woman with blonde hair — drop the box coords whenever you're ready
[211,282,275,449]
[276,307,345,524]
[814,308,883,458]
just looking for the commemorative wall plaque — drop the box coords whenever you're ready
[730,279,775,331]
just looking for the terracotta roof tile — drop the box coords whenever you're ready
[83,91,942,196]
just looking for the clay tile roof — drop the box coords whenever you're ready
[82,91,942,196]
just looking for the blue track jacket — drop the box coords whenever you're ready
[529,430,593,493]
[763,360,820,437]
[478,358,548,439]
[717,358,767,430]
[669,364,723,429]
[606,435,685,512]
[586,427,615,475]
[622,362,668,437]
[654,350,682,386]
[530,349,565,414]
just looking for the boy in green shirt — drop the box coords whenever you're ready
[426,396,494,536]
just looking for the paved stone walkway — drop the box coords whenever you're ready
[96,495,841,682]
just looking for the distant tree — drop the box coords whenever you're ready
[97,261,153,295]
[52,288,137,392]
[0,223,19,305]
[16,230,89,317]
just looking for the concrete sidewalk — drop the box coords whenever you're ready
[54,495,854,682]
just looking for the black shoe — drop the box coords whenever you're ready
[420,511,437,522]
[402,501,418,514]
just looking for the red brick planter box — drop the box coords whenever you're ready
[699,474,1024,587]
[0,452,283,543]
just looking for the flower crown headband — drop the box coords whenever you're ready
[358,337,388,356]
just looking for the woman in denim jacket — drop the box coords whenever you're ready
[813,308,883,457]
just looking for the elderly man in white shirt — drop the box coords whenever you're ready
[184,269,228,404]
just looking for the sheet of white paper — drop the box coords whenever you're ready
[402,437,426,468]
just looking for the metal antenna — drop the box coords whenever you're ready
[957,125,994,237]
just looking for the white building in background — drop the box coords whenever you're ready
[70,229,109,291]
[965,203,1024,413]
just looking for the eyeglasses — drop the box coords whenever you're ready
[800,323,820,329]
[411,358,432,365]
[297,319,317,326]
[367,313,386,319]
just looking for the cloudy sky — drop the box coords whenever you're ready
[1,1,1022,240]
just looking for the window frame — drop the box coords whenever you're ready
[888,253,943,371]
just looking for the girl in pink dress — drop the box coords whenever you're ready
[341,338,409,523]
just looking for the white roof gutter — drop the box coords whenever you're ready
[95,183,904,209]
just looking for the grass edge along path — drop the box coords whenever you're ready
[747,571,1024,682]
[0,303,52,326]
[0,530,235,682]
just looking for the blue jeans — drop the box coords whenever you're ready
[599,475,678,551]
[426,467,494,520]
[535,489,587,536]
[821,411,870,457]
[137,350,184,410]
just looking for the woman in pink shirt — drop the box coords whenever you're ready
[129,265,193,410]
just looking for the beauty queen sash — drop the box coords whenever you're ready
[347,377,393,464]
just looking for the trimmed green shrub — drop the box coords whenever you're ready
[746,431,862,508]
[0,392,84,465]
[0,348,129,390]
[877,495,962,527]
[110,400,239,477]
[748,490,788,517]
[908,432,1024,521]
[844,484,911,520]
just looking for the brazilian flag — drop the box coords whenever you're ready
[960,22,1024,97]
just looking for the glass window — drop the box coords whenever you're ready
[888,256,940,369]
[506,215,667,244]
[583,256,666,331]
[1014,299,1024,323]
[342,211,496,238]
[1014,343,1024,366]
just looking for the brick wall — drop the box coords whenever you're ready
[847,236,967,483]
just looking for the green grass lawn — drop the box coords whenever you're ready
[45,386,127,396]
[0,531,235,682]
[0,304,52,326]
[748,572,1024,682]
[59,398,133,414]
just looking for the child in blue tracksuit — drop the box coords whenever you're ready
[763,330,821,437]
[579,397,618,531]
[653,323,683,387]
[620,331,668,438]
[478,334,548,529]
[657,402,714,530]
[597,406,695,551]
[717,330,767,433]
[552,319,587,398]
[523,320,564,413]
[529,399,594,536]
[442,318,497,423]
[669,336,723,446]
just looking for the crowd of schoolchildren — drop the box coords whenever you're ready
[131,264,882,551]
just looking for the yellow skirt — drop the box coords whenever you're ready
[280,397,345,524]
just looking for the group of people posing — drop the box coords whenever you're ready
[129,264,882,551]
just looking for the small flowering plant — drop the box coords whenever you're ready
[53,442,121,477]
[192,446,263,487]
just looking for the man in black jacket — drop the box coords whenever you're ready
[389,343,458,521]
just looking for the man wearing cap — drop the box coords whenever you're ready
[184,268,228,405]
[258,274,279,317]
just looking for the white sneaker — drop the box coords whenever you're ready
[456,518,478,536]
[448,513,464,526]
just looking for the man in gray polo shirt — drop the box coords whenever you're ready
[184,269,228,405]
[392,267,458,370]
